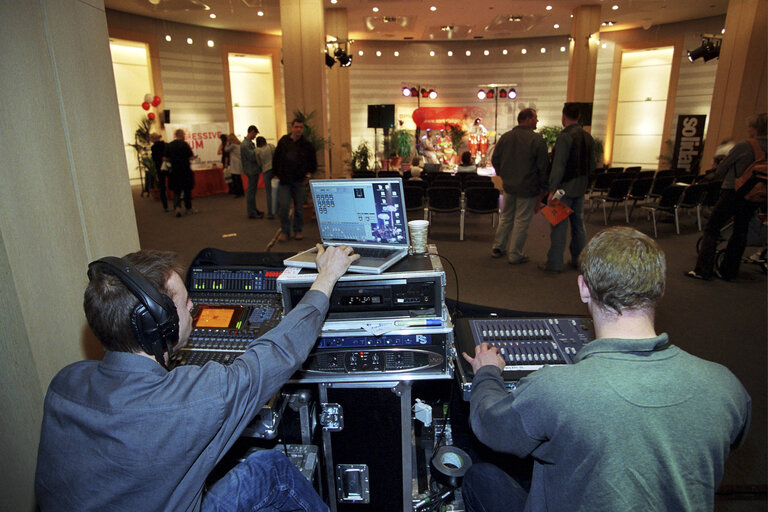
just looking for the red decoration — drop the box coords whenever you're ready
[147,112,156,120]
[142,101,150,111]
[151,95,162,107]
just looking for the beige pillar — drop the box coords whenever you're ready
[325,9,352,178]
[0,1,140,509]
[279,0,329,173]
[566,4,602,114]
[700,0,767,171]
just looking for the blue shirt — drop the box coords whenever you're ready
[470,334,751,512]
[35,290,329,512]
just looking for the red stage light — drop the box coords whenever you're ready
[486,89,494,99]
[499,89,507,98]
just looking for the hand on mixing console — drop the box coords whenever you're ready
[462,342,506,373]
[310,244,361,298]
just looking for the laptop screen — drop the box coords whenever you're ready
[311,179,409,245]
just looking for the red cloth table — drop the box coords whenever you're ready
[191,166,229,197]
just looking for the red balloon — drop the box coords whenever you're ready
[148,112,156,120]
[151,95,162,107]
[142,101,150,111]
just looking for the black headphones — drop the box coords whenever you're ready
[87,256,180,368]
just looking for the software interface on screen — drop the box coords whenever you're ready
[314,181,407,244]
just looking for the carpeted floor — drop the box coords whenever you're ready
[132,184,767,509]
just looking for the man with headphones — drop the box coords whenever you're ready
[35,245,359,511]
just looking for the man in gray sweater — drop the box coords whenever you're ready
[462,227,751,512]
[491,108,549,264]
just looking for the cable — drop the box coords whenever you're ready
[437,254,460,320]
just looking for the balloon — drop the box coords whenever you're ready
[144,93,153,103]
[142,101,150,111]
[151,95,162,107]
[148,112,156,120]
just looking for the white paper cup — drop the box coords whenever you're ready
[408,220,429,254]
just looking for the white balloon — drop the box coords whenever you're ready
[144,93,153,103]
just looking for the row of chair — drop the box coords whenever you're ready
[404,184,500,241]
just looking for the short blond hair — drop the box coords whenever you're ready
[578,227,666,314]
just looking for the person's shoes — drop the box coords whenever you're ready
[491,248,504,258]
[175,208,182,218]
[278,232,290,242]
[294,232,304,240]
[248,211,264,219]
[508,256,529,265]
[185,209,198,215]
[685,270,711,281]
[538,263,563,273]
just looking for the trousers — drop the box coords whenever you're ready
[493,193,538,263]
[545,195,586,270]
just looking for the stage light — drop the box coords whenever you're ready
[486,89,494,99]
[402,86,411,96]
[688,40,720,62]
[339,54,353,67]
[410,87,418,96]
[421,88,428,98]
[508,88,517,99]
[477,89,486,100]
[428,89,438,99]
[325,53,336,68]
[499,89,507,98]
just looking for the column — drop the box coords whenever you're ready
[566,4,602,118]
[700,0,767,170]
[325,8,352,178]
[279,0,329,173]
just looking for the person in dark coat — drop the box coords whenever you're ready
[163,128,196,217]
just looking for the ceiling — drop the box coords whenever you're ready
[104,0,729,41]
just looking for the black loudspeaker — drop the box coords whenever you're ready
[367,104,395,129]
[163,109,171,123]
[88,257,179,366]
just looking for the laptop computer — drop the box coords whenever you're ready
[283,178,411,274]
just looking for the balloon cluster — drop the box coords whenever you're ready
[141,93,162,120]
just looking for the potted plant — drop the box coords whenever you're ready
[345,141,372,174]
[539,125,562,150]
[127,118,157,197]
[389,129,413,169]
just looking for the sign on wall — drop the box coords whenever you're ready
[165,123,229,166]
[672,115,706,172]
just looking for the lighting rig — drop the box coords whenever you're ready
[687,35,721,62]
[476,84,518,143]
[401,84,438,108]
[325,39,354,68]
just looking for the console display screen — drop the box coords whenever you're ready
[193,305,244,329]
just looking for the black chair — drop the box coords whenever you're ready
[462,176,494,189]
[676,183,709,232]
[405,179,428,192]
[675,173,696,185]
[648,175,676,201]
[377,170,401,177]
[352,170,376,178]
[606,167,625,174]
[461,187,500,241]
[641,184,687,238]
[624,177,654,221]
[595,178,633,225]
[404,185,427,221]
[638,170,656,180]
[624,166,642,174]
[701,179,724,209]
[426,186,462,238]
[655,169,677,179]
[430,175,461,189]
[589,172,620,203]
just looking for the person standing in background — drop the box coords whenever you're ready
[241,125,264,219]
[273,118,317,241]
[225,134,244,198]
[256,136,276,219]
[163,129,196,217]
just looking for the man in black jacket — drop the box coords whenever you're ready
[273,118,317,241]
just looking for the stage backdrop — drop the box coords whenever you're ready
[165,123,229,166]
[412,106,492,131]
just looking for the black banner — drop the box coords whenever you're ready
[672,114,706,172]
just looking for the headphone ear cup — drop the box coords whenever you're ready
[159,294,180,346]
[130,303,166,356]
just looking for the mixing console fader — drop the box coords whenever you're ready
[171,266,284,368]
[455,317,594,399]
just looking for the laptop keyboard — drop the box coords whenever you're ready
[324,246,397,258]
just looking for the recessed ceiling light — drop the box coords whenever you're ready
[612,4,619,10]
[447,50,453,56]
[570,14,574,18]
[257,10,264,16]
[502,49,508,55]
[376,50,382,56]
[465,50,471,56]
[560,46,566,52]
[394,51,399,56]
[331,0,337,3]
[430,6,437,12]
[186,37,193,44]
[602,43,607,48]
[358,50,364,56]
[554,24,560,29]
[541,47,546,53]
[372,6,379,12]
[207,40,215,47]
[483,50,489,56]
[521,48,527,54]
[429,50,435,56]
[546,5,553,10]
[165,34,172,42]
[209,13,216,19]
